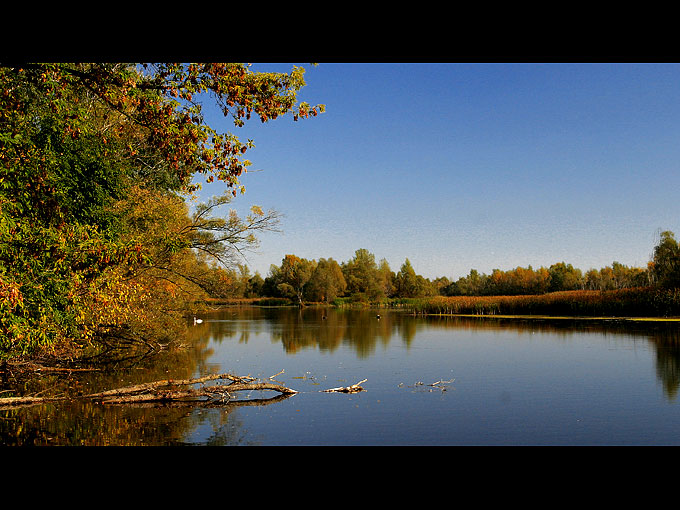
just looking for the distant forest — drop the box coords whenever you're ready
[205,230,680,305]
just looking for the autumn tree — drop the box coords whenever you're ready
[276,254,316,305]
[0,62,323,357]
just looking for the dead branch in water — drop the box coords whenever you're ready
[0,373,298,409]
[322,379,367,393]
[0,370,374,409]
[399,378,455,392]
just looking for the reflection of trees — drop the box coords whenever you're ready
[219,307,424,358]
[650,329,680,400]
[0,318,219,446]
[423,315,680,401]
[205,308,680,401]
[7,307,680,445]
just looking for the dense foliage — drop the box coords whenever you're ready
[0,62,323,359]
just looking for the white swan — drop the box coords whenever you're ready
[193,316,203,325]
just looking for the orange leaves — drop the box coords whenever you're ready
[0,275,23,313]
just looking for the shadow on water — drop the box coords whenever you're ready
[2,306,680,445]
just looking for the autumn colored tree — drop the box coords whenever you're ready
[0,62,322,358]
[276,254,316,305]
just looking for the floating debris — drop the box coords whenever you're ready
[323,379,367,393]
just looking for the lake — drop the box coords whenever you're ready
[2,306,680,446]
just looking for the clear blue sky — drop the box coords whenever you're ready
[195,62,680,281]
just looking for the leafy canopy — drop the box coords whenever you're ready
[0,62,323,357]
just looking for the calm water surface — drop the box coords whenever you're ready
[2,306,680,445]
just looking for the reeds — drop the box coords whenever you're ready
[396,287,680,318]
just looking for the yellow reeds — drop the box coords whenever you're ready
[400,288,680,319]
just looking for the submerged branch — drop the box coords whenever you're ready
[0,373,297,409]
[0,369,377,410]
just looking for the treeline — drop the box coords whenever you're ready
[441,261,649,297]
[0,63,322,359]
[207,230,680,304]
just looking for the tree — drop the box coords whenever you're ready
[377,258,396,298]
[0,62,323,357]
[306,258,346,303]
[246,271,265,298]
[447,269,487,296]
[342,249,384,301]
[187,193,281,271]
[651,230,680,289]
[548,262,583,292]
[262,264,284,298]
[394,258,419,298]
[276,254,316,305]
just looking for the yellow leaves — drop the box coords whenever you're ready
[0,275,23,311]
[250,205,264,217]
[73,269,150,336]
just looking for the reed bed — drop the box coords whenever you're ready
[395,288,680,318]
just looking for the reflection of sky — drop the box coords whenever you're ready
[191,308,680,445]
[195,63,680,281]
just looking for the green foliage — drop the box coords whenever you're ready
[306,258,346,303]
[0,62,320,358]
[651,230,680,289]
[274,254,316,304]
[342,249,385,301]
[393,258,436,298]
[548,262,583,292]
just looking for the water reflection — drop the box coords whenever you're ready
[202,307,680,400]
[205,307,423,356]
[2,306,680,445]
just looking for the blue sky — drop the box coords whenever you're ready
[195,62,680,281]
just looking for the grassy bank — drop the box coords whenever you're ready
[389,288,680,319]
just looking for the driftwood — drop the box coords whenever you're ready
[322,379,367,393]
[89,373,298,404]
[0,369,374,409]
[399,378,455,392]
[0,372,298,409]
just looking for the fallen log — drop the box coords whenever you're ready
[0,372,298,409]
[94,381,298,404]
